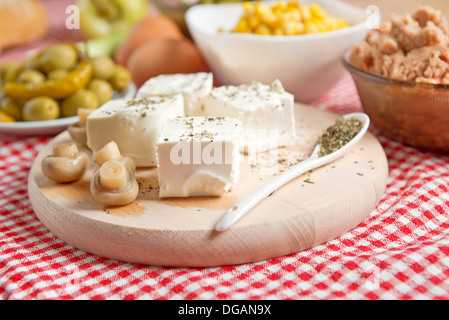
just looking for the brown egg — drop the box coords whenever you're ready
[114,14,185,66]
[127,38,209,88]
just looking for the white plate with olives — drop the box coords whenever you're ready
[0,82,136,136]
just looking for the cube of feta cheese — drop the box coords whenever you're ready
[136,72,213,116]
[156,116,242,198]
[203,80,297,153]
[86,95,184,167]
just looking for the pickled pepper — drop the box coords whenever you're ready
[3,62,93,99]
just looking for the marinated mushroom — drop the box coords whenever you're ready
[90,159,139,206]
[94,140,136,173]
[41,142,89,183]
[67,108,94,147]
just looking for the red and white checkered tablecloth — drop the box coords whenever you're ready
[1,0,449,300]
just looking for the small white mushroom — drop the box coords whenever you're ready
[90,159,139,207]
[41,142,89,183]
[67,108,94,147]
[94,140,136,173]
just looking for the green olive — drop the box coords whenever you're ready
[2,63,24,82]
[40,44,78,73]
[0,61,20,79]
[47,69,69,81]
[88,78,114,106]
[22,97,60,121]
[0,96,23,121]
[110,65,131,91]
[90,56,116,80]
[17,69,46,84]
[61,89,99,117]
[24,53,42,71]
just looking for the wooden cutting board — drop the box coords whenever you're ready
[28,104,388,267]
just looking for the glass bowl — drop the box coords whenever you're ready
[342,48,449,153]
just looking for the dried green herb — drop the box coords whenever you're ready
[316,117,362,157]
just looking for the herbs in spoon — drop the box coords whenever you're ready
[316,117,363,157]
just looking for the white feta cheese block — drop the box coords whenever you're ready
[156,116,242,198]
[136,72,213,116]
[203,80,297,153]
[86,94,185,167]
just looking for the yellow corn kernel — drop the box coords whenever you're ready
[309,17,327,32]
[261,11,277,27]
[336,18,349,29]
[298,4,311,21]
[289,8,301,21]
[309,3,325,19]
[254,2,269,18]
[233,19,250,33]
[242,1,255,15]
[304,20,320,33]
[276,11,289,23]
[273,1,287,13]
[287,1,300,9]
[273,27,284,35]
[254,24,271,35]
[247,15,260,30]
[296,20,305,34]
[315,20,328,32]
[282,19,301,35]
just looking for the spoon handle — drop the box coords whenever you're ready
[215,156,322,231]
[214,112,370,232]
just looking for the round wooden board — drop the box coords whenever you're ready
[28,104,388,267]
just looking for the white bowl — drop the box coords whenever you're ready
[186,0,368,103]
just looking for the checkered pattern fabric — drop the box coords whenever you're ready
[1,0,449,300]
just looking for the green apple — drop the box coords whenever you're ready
[78,0,148,39]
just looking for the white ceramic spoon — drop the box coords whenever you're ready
[215,112,370,232]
